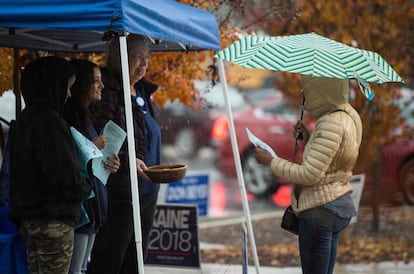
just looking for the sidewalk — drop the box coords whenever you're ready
[203,261,414,273]
[146,261,414,274]
[197,208,414,274]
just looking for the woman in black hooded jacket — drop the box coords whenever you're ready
[9,56,92,274]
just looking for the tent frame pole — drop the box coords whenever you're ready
[217,59,261,274]
[119,32,145,274]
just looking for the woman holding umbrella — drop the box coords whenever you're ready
[255,75,362,274]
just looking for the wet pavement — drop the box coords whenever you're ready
[201,261,414,273]
[197,211,414,274]
[333,261,414,274]
[146,261,414,273]
[161,147,414,274]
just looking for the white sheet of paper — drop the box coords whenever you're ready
[245,127,277,158]
[92,120,126,185]
[70,127,103,178]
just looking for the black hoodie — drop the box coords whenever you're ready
[9,56,92,227]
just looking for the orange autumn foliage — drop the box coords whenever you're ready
[1,1,413,175]
[241,0,414,172]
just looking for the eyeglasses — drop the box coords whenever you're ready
[130,54,149,62]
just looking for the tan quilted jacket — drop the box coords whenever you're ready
[270,76,363,214]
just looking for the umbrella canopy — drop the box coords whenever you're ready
[215,32,404,100]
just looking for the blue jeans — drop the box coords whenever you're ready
[69,233,96,274]
[298,206,351,274]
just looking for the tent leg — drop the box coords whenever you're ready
[217,59,261,274]
[119,33,145,274]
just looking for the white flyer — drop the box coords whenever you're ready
[92,120,127,185]
[245,127,277,158]
[70,127,103,178]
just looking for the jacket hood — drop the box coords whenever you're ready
[21,56,73,114]
[302,76,349,118]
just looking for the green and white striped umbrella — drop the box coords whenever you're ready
[215,32,404,100]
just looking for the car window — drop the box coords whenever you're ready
[392,87,414,127]
[194,80,246,110]
[241,88,282,105]
[261,99,298,120]
[0,90,23,123]
[0,90,25,165]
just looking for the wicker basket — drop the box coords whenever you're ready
[144,164,187,183]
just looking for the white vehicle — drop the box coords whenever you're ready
[0,90,24,164]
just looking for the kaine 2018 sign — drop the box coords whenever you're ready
[145,204,201,268]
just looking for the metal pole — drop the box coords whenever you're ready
[217,59,261,274]
[119,33,145,274]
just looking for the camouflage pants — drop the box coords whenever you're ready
[20,219,74,274]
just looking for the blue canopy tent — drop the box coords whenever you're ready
[0,0,220,52]
[0,1,223,273]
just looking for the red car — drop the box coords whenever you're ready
[212,91,414,205]
[158,81,247,158]
[365,137,414,205]
[212,93,303,197]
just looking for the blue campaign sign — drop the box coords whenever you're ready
[145,204,201,269]
[164,174,209,216]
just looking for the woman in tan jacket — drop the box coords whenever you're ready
[255,75,362,274]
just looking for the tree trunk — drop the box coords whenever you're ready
[371,145,382,232]
[13,48,21,119]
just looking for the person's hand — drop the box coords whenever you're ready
[93,135,107,150]
[104,154,121,173]
[136,158,150,180]
[254,147,274,166]
[293,120,310,144]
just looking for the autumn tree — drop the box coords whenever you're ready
[1,0,412,171]
[233,0,414,230]
[0,48,13,95]
[226,0,413,177]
